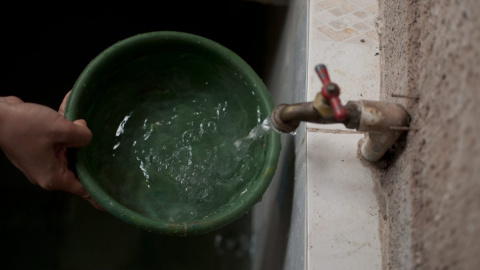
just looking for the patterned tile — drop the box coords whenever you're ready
[307,0,380,128]
[352,22,369,32]
[316,0,357,12]
[328,20,347,30]
[312,0,379,43]
[328,6,347,16]
[316,25,359,42]
[353,10,369,19]
[348,0,374,8]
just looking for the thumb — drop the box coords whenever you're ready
[57,119,93,148]
[73,119,88,127]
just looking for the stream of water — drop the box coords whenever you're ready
[233,117,279,162]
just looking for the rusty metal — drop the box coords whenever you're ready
[357,100,409,161]
[270,101,362,133]
[271,102,334,133]
[270,63,410,162]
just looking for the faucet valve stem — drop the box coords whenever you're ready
[314,64,347,120]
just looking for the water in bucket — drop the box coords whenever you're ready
[89,54,277,223]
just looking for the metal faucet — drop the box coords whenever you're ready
[270,64,409,162]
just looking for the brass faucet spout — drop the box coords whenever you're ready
[271,101,361,133]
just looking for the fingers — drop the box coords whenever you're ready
[54,169,105,211]
[0,96,24,104]
[57,91,92,148]
[58,91,71,116]
[56,118,93,148]
[73,119,88,127]
[52,110,102,210]
[65,177,104,211]
[67,182,105,211]
[81,193,105,211]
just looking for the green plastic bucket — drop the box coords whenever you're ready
[65,31,281,236]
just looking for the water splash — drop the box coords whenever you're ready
[234,116,279,161]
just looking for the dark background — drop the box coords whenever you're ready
[0,2,287,269]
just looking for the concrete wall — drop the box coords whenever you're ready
[377,0,480,269]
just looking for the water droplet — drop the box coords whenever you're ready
[113,142,121,150]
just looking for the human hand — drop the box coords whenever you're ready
[0,94,103,210]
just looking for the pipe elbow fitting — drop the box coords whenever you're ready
[271,104,300,133]
[356,100,409,162]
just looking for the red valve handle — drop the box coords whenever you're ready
[329,97,347,120]
[315,64,331,85]
[315,64,347,120]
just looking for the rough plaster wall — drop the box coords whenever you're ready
[376,0,480,269]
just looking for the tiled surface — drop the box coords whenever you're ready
[312,0,379,43]
[306,0,381,269]
[307,0,380,131]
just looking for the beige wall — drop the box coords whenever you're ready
[376,0,480,269]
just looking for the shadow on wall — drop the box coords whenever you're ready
[0,2,288,269]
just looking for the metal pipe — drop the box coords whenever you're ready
[270,101,362,133]
[270,63,409,162]
[356,100,409,162]
[271,102,338,133]
[270,100,409,162]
